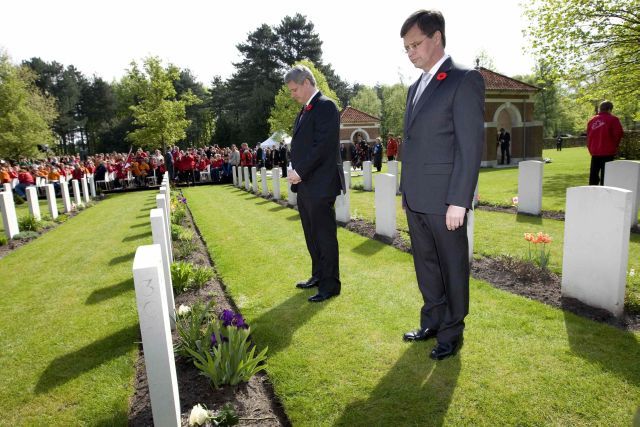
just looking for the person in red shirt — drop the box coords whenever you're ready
[15,168,35,198]
[587,100,624,185]
[71,163,85,181]
[386,134,398,161]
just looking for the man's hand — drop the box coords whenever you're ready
[445,205,466,231]
[287,169,302,184]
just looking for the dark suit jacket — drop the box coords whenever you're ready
[291,91,345,198]
[401,58,485,215]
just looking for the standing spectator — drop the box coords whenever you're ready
[386,133,398,161]
[279,142,288,179]
[587,100,624,185]
[164,149,174,181]
[373,137,383,172]
[556,135,563,151]
[498,128,511,165]
[229,144,240,170]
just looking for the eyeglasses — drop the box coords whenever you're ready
[404,37,427,53]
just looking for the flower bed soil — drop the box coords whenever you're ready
[128,199,289,426]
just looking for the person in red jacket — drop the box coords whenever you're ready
[587,100,624,185]
[386,134,398,161]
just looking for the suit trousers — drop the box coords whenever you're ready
[297,195,341,296]
[406,207,469,343]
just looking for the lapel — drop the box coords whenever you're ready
[407,57,453,129]
[293,91,322,137]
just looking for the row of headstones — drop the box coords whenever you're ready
[131,172,181,426]
[518,159,640,318]
[0,176,96,239]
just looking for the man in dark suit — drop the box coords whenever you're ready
[399,10,485,360]
[285,64,345,303]
[498,128,511,165]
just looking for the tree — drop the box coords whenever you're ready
[474,49,497,71]
[268,59,341,135]
[79,76,118,154]
[124,57,200,152]
[174,69,214,147]
[350,86,382,117]
[274,14,323,68]
[380,84,408,137]
[0,52,57,159]
[524,0,640,121]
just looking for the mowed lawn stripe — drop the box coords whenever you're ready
[0,191,155,425]
[185,185,640,426]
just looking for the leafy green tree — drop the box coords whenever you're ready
[80,76,118,154]
[275,14,323,68]
[474,49,497,71]
[380,84,408,137]
[268,60,341,135]
[350,86,382,117]
[174,69,214,147]
[524,0,640,122]
[0,52,57,159]
[124,57,200,152]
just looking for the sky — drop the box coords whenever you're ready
[1,0,535,87]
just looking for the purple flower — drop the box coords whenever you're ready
[210,333,218,347]
[180,197,187,204]
[232,313,249,329]
[220,309,235,327]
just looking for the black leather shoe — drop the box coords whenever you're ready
[430,337,464,360]
[308,293,338,302]
[296,277,319,289]
[403,328,437,342]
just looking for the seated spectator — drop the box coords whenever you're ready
[15,167,35,198]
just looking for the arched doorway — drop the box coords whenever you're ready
[493,102,522,164]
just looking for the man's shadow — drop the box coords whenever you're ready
[333,344,461,426]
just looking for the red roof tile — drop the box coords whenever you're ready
[478,67,539,92]
[340,106,381,123]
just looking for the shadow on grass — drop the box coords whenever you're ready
[130,222,148,229]
[351,238,385,256]
[109,251,136,266]
[35,324,139,393]
[515,213,543,225]
[269,205,287,213]
[85,278,133,305]
[543,172,589,201]
[334,344,460,426]
[562,309,640,388]
[122,230,152,242]
[254,200,270,206]
[252,292,325,357]
[286,213,299,221]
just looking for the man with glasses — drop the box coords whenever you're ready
[399,10,484,360]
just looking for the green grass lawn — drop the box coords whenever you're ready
[0,191,154,425]
[0,196,66,235]
[185,185,640,426]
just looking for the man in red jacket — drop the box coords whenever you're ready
[587,100,624,185]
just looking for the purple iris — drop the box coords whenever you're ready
[210,333,218,347]
[232,313,249,329]
[180,197,187,203]
[220,309,235,327]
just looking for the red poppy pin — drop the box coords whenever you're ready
[304,104,313,112]
[436,72,448,81]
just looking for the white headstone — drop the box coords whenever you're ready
[251,167,258,193]
[343,161,351,173]
[343,161,352,189]
[150,208,176,330]
[604,160,640,227]
[518,160,544,215]
[238,166,244,188]
[272,168,281,200]
[244,167,251,191]
[0,191,20,239]
[375,173,397,238]
[71,179,83,207]
[88,175,97,198]
[232,166,238,186]
[132,244,181,427]
[335,171,350,224]
[387,161,400,194]
[261,167,268,197]
[561,186,632,317]
[81,177,90,203]
[25,187,41,221]
[363,161,373,191]
[44,184,58,219]
[156,194,173,263]
[60,180,72,213]
[3,183,12,193]
[287,182,297,206]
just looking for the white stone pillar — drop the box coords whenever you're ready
[335,171,350,224]
[60,180,72,213]
[71,179,82,207]
[604,160,640,227]
[261,167,268,197]
[88,175,97,198]
[363,161,373,191]
[0,190,20,239]
[343,161,351,173]
[81,177,90,203]
[25,187,41,221]
[375,173,397,238]
[132,244,181,427]
[518,160,544,215]
[343,161,352,189]
[244,167,251,191]
[44,184,58,219]
[287,182,297,207]
[272,168,281,200]
[156,194,173,263]
[561,186,632,317]
[2,183,10,193]
[387,161,400,194]
[238,166,244,188]
[150,208,176,330]
[232,166,238,186]
[251,167,258,193]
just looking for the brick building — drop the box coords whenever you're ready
[339,106,381,145]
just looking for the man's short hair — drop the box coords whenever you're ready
[400,10,446,48]
[599,100,614,112]
[284,65,316,87]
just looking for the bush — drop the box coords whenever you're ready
[171,205,186,225]
[186,309,268,389]
[176,239,198,260]
[14,231,39,240]
[171,261,214,292]
[0,235,7,246]
[54,214,69,223]
[174,301,216,359]
[18,215,41,232]
[619,130,640,160]
[192,265,214,287]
